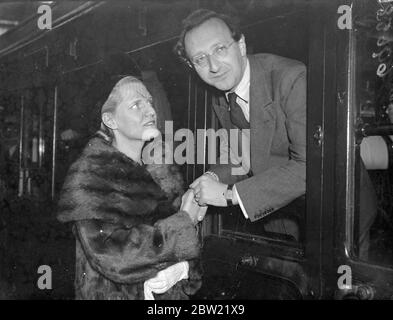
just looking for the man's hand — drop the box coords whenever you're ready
[180,189,208,223]
[189,175,228,207]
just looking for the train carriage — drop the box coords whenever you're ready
[0,0,392,300]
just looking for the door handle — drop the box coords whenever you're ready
[335,284,375,300]
[313,125,323,146]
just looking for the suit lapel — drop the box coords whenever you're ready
[248,55,275,174]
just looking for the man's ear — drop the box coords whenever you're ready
[238,34,247,57]
[102,112,117,130]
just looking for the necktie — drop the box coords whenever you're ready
[228,92,250,129]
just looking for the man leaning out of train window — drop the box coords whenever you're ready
[57,76,206,300]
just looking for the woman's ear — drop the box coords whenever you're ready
[238,34,247,57]
[102,112,117,130]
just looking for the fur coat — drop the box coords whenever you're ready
[57,135,202,300]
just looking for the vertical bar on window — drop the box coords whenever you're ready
[186,74,192,184]
[200,90,208,239]
[38,93,44,168]
[211,96,222,235]
[51,87,58,200]
[346,27,357,255]
[203,89,207,173]
[18,95,24,197]
[193,83,197,182]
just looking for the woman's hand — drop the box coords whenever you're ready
[144,261,189,300]
[180,189,208,224]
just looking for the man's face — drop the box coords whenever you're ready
[184,18,247,91]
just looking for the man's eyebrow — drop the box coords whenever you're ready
[191,42,227,57]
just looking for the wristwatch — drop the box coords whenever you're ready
[225,184,234,206]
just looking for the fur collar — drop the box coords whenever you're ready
[57,136,184,225]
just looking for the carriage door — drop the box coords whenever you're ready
[0,48,55,202]
[333,0,393,300]
[16,86,55,201]
[17,46,55,201]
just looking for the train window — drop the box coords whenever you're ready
[352,0,393,266]
[0,93,21,197]
[0,87,54,200]
[209,5,309,245]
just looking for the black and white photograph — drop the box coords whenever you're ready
[0,0,393,304]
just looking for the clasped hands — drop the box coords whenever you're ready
[180,173,228,224]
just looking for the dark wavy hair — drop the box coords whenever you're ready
[173,9,242,68]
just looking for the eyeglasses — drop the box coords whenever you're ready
[190,41,236,68]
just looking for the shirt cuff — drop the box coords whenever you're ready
[233,184,248,219]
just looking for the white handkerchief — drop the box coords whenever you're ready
[143,261,189,300]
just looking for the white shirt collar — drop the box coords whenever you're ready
[225,58,250,104]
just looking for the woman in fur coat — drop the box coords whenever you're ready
[57,76,204,300]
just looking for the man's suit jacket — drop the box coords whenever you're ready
[210,53,307,222]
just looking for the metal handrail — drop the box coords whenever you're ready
[359,123,393,137]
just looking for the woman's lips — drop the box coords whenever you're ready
[144,120,156,127]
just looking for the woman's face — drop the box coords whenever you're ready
[112,81,159,141]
